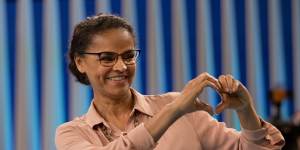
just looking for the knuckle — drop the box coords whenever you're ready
[201,72,209,80]
[203,72,209,76]
[218,75,225,80]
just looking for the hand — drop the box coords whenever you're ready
[173,72,220,116]
[145,73,221,142]
[215,74,253,114]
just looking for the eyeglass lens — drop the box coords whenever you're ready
[98,50,138,66]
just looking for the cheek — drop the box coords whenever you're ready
[87,66,110,82]
[95,67,110,79]
[128,66,136,80]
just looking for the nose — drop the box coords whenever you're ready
[112,56,127,71]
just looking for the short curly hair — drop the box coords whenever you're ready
[68,13,136,85]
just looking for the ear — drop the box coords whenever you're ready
[74,56,86,73]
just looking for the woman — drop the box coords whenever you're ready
[55,13,284,150]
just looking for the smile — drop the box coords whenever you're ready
[107,76,127,81]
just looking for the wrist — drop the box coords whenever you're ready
[237,105,262,130]
[168,101,185,119]
[236,96,253,114]
[236,104,253,114]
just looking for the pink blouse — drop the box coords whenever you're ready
[55,89,284,150]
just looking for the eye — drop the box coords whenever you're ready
[122,51,136,60]
[99,53,116,62]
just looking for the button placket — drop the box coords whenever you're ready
[99,124,114,142]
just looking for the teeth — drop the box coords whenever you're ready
[108,76,126,81]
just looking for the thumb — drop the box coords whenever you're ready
[195,99,214,115]
[215,102,227,114]
[203,104,214,116]
[215,94,228,114]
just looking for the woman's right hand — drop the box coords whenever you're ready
[172,72,221,116]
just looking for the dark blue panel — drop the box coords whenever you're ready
[258,0,271,116]
[85,0,95,17]
[111,0,121,16]
[59,0,70,121]
[210,0,222,77]
[6,1,16,149]
[33,1,43,148]
[161,0,173,92]
[136,0,147,94]
[210,0,223,121]
[281,0,294,116]
[186,0,197,78]
[234,0,247,86]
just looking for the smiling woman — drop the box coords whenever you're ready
[55,13,285,150]
[74,28,137,100]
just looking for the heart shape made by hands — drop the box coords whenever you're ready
[197,86,224,115]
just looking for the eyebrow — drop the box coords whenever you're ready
[79,49,139,54]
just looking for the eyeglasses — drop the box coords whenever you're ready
[78,49,140,67]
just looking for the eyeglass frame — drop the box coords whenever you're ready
[77,49,141,67]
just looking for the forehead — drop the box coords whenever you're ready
[87,28,135,53]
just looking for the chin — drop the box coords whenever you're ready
[107,86,131,97]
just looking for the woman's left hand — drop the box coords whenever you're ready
[215,74,253,114]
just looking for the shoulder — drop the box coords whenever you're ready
[57,116,87,130]
[55,116,103,149]
[55,116,92,141]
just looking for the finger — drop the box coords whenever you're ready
[195,80,213,94]
[225,74,235,93]
[184,75,220,98]
[199,73,218,84]
[206,75,222,91]
[197,73,221,91]
[206,78,222,92]
[215,101,227,114]
[218,75,227,92]
[197,79,224,102]
[232,79,240,93]
[197,72,212,80]
[204,104,214,116]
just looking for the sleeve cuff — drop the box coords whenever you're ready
[241,118,285,145]
[127,123,155,150]
[241,126,268,141]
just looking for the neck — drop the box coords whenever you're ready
[93,90,134,119]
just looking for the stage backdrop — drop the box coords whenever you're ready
[0,0,299,150]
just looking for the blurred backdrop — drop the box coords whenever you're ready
[0,0,300,150]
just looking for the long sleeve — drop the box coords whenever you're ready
[186,111,285,150]
[55,123,155,150]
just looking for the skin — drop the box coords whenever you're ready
[75,28,136,130]
[145,73,261,141]
[75,28,261,142]
[216,74,261,130]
